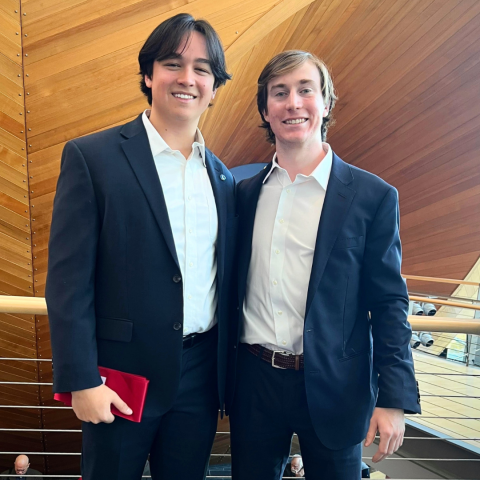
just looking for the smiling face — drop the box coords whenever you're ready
[263,60,329,148]
[144,31,216,128]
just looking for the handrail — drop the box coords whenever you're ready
[409,295,480,311]
[408,316,480,334]
[403,274,479,287]
[0,295,48,315]
[0,296,480,334]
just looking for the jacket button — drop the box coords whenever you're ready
[173,274,182,283]
[173,322,182,331]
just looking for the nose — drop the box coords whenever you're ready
[286,91,302,110]
[177,66,195,87]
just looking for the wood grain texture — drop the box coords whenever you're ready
[0,0,479,474]
[0,7,44,472]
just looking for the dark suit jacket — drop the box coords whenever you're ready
[228,153,420,449]
[46,115,236,415]
[1,468,43,479]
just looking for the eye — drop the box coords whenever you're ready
[165,63,181,68]
[301,88,313,94]
[274,91,287,97]
[195,67,210,74]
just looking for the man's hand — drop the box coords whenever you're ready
[364,407,404,463]
[71,384,132,424]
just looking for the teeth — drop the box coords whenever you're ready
[173,93,195,99]
[284,118,307,124]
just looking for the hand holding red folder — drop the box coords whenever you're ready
[54,367,149,423]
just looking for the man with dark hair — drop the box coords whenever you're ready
[46,13,235,480]
[227,50,420,479]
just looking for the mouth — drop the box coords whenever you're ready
[172,92,196,100]
[283,118,308,125]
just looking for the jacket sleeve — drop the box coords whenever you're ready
[362,186,421,414]
[46,140,103,393]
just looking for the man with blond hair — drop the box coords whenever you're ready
[227,50,420,479]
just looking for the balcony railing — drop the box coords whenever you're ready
[1,275,480,479]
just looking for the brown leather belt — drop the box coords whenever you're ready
[246,344,304,370]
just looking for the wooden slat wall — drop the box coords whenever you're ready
[0,0,478,474]
[0,0,45,474]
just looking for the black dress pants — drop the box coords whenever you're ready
[81,329,219,480]
[230,344,362,480]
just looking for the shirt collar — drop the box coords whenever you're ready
[263,143,333,190]
[142,109,206,165]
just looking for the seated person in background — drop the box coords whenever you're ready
[1,455,43,479]
[361,461,370,478]
[283,454,305,477]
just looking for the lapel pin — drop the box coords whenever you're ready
[220,174,226,181]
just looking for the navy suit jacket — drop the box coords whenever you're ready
[46,115,236,415]
[228,153,420,450]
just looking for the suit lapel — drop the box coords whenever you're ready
[238,165,271,307]
[205,149,227,285]
[305,154,356,317]
[120,116,180,268]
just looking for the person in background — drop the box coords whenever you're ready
[283,454,305,477]
[1,455,43,480]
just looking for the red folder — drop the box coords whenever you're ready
[54,366,149,423]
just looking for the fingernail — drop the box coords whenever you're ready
[127,408,132,414]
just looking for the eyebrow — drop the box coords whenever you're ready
[163,53,211,65]
[270,79,316,90]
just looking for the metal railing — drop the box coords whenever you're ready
[1,278,480,479]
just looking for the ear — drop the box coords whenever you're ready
[211,89,217,100]
[323,101,330,118]
[145,74,153,89]
[263,109,270,122]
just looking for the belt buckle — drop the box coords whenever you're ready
[271,350,287,369]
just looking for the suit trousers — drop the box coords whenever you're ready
[81,328,219,480]
[229,344,362,480]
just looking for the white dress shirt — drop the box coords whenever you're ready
[241,144,333,354]
[142,110,218,335]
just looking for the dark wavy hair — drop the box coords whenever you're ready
[138,13,231,105]
[257,50,338,143]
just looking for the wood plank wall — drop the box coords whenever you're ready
[0,0,479,474]
[0,0,46,474]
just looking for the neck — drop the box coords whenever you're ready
[148,109,199,159]
[275,138,326,182]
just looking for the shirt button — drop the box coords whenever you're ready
[189,262,194,267]
[173,322,182,331]
[275,249,280,254]
[173,274,182,283]
[282,340,287,345]
[189,229,192,234]
[188,295,192,300]
[286,189,290,194]
[188,196,192,201]
[279,219,284,224]
[277,310,283,315]
[273,280,278,285]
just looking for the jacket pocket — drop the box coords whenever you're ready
[97,317,133,342]
[332,235,363,250]
[338,347,372,362]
